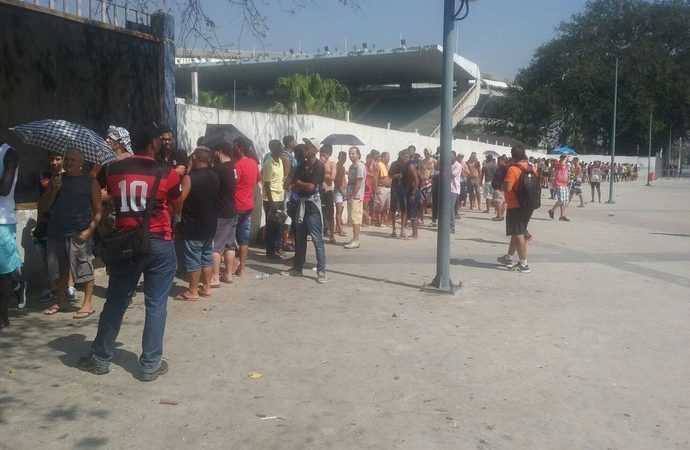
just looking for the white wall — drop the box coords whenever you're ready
[176,101,513,160]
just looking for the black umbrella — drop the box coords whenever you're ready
[201,124,249,149]
[10,119,117,165]
[321,134,364,147]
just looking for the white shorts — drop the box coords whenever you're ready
[334,191,344,204]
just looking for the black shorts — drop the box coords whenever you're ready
[505,207,532,236]
[390,185,407,213]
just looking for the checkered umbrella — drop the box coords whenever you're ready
[10,119,117,165]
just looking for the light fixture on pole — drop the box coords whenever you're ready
[423,0,475,295]
[606,55,619,204]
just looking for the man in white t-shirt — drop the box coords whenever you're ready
[344,147,366,249]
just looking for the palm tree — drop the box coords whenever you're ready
[268,73,350,118]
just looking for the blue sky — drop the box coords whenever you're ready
[197,0,591,78]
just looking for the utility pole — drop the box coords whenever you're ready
[646,110,653,186]
[424,0,473,295]
[606,56,619,204]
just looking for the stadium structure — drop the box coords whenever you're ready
[174,45,510,138]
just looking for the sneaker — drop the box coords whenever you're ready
[343,241,360,249]
[548,210,555,220]
[280,269,303,277]
[317,271,328,284]
[491,216,504,222]
[138,360,168,382]
[77,355,110,375]
[282,244,295,252]
[497,255,515,267]
[559,216,570,222]
[67,286,77,301]
[39,288,57,303]
[512,263,530,273]
[13,280,27,310]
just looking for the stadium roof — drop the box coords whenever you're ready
[175,45,483,93]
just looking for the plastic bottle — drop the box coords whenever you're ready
[255,272,269,280]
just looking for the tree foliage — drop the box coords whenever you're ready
[489,0,690,154]
[140,1,360,55]
[268,73,350,118]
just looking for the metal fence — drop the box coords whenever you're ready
[23,0,150,29]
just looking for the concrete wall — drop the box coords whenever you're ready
[0,0,163,203]
[176,101,513,159]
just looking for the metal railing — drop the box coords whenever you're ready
[23,0,151,30]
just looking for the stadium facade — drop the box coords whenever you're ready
[175,45,509,138]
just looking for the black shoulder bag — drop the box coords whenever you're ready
[101,167,163,266]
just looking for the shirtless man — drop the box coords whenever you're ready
[466,152,482,210]
[320,145,337,243]
[419,148,437,220]
[403,150,422,239]
[377,152,391,226]
[333,151,348,237]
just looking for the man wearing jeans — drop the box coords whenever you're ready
[232,137,260,276]
[78,123,182,381]
[281,138,327,283]
[450,151,462,234]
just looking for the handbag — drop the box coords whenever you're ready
[100,167,163,266]
[267,208,288,224]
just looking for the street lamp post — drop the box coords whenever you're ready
[424,0,473,294]
[606,55,619,204]
[646,110,653,186]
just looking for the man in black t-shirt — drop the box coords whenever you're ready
[210,141,237,285]
[178,147,219,300]
[281,138,327,284]
[387,150,410,238]
[156,126,188,176]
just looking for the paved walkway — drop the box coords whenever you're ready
[2,179,689,449]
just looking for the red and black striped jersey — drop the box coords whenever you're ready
[106,155,181,240]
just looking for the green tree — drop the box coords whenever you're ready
[268,73,350,118]
[194,91,231,108]
[491,0,690,154]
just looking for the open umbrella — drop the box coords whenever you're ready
[201,124,249,149]
[10,119,117,165]
[321,134,364,146]
[551,146,578,156]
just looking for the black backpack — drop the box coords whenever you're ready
[516,163,541,210]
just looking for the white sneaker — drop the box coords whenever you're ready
[343,241,360,249]
[317,272,328,284]
[67,286,77,301]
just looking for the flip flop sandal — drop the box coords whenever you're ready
[219,275,233,284]
[175,293,199,302]
[43,306,61,316]
[199,290,212,298]
[73,310,96,320]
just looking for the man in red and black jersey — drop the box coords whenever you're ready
[78,122,183,382]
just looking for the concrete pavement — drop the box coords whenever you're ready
[2,178,689,449]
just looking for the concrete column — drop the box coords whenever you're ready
[151,11,176,131]
[191,71,199,105]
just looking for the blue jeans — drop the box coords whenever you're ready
[450,193,459,233]
[91,239,176,373]
[293,202,326,273]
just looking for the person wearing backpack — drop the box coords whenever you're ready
[497,146,538,273]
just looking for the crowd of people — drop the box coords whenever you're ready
[0,121,633,380]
